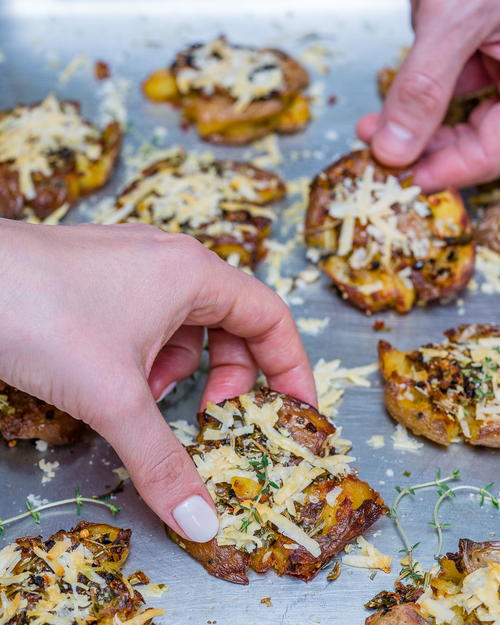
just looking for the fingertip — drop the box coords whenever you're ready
[172,494,219,543]
[356,112,380,142]
[371,121,418,167]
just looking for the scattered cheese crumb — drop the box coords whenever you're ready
[58,53,90,84]
[26,493,49,508]
[385,469,394,478]
[113,466,130,481]
[366,435,385,449]
[342,536,392,573]
[326,129,339,141]
[296,317,329,336]
[140,583,168,598]
[38,459,60,484]
[391,425,424,452]
[35,440,48,452]
[250,134,283,168]
[300,43,330,74]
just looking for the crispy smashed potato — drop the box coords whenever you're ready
[143,37,310,145]
[168,389,386,584]
[379,324,500,447]
[101,149,285,268]
[0,521,163,625]
[305,150,475,314]
[0,94,121,221]
[0,381,82,445]
[365,539,500,625]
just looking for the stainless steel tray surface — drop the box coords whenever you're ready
[0,2,499,623]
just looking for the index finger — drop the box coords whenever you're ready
[188,253,317,408]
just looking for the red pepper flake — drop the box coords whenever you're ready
[95,60,111,80]
[372,320,386,332]
[327,94,337,105]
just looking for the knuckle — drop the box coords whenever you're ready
[142,447,187,490]
[396,71,445,118]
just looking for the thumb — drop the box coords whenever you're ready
[371,16,477,167]
[96,378,218,543]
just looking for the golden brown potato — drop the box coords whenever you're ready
[0,381,82,445]
[366,539,500,625]
[0,94,121,221]
[0,521,163,625]
[305,150,475,314]
[142,37,311,145]
[102,149,285,268]
[379,324,500,447]
[168,388,386,584]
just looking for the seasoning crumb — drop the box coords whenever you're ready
[260,597,273,607]
[95,60,111,80]
[372,320,391,332]
[326,561,341,582]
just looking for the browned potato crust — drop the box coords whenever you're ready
[1,522,162,625]
[106,150,285,268]
[0,96,121,221]
[379,324,500,447]
[142,37,310,145]
[305,150,475,313]
[168,389,386,584]
[365,539,500,625]
[0,381,82,445]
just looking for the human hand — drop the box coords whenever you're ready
[357,0,500,191]
[0,220,316,542]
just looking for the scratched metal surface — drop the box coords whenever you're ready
[0,1,499,623]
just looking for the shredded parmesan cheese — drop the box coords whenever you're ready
[342,536,392,573]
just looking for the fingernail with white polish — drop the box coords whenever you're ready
[157,381,177,403]
[173,495,219,542]
[377,121,415,156]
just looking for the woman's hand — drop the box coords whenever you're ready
[357,0,500,191]
[0,220,316,542]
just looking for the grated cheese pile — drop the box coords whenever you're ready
[417,562,500,625]
[188,392,355,558]
[413,325,500,435]
[0,94,102,199]
[97,150,281,268]
[391,424,424,452]
[0,525,163,625]
[325,164,432,268]
[175,38,285,110]
[342,536,392,573]
[313,358,379,419]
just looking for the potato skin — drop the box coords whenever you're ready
[0,100,121,220]
[8,522,152,625]
[366,604,428,625]
[169,389,386,584]
[0,381,82,445]
[115,155,285,269]
[305,150,475,314]
[143,40,311,145]
[378,325,500,448]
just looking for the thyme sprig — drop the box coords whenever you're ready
[0,488,121,537]
[389,468,499,586]
[239,454,278,532]
[389,469,461,584]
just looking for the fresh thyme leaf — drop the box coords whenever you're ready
[25,501,41,524]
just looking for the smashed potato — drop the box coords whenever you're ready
[305,150,475,313]
[101,149,285,268]
[0,94,121,221]
[366,539,500,625]
[143,37,310,145]
[168,389,386,584]
[0,521,163,625]
[379,324,500,447]
[0,381,82,445]
[475,204,500,253]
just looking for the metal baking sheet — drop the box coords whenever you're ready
[1,1,499,623]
